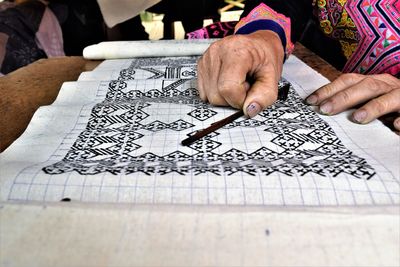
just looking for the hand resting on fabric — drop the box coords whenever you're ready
[306,73,400,132]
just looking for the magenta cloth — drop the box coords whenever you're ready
[344,0,400,75]
[187,21,237,39]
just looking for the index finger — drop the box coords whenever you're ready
[306,73,365,105]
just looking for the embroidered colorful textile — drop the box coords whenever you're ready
[315,0,360,59]
[344,0,400,75]
[234,3,294,55]
[187,21,237,39]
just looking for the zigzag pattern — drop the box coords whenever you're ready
[42,69,376,180]
[345,0,400,75]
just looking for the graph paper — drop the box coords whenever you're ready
[1,56,399,206]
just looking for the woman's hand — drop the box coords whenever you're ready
[197,30,285,117]
[306,73,400,131]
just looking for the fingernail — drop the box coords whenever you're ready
[353,110,367,123]
[319,102,332,115]
[246,102,261,118]
[306,95,318,105]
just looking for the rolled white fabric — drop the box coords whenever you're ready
[83,39,219,60]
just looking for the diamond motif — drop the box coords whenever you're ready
[188,107,217,121]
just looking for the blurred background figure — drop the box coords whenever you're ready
[0,0,235,75]
[0,0,149,75]
[0,0,63,74]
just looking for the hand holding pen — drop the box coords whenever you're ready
[197,30,285,118]
[182,83,290,146]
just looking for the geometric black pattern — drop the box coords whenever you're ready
[188,105,218,121]
[42,62,376,180]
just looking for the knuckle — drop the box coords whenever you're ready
[380,73,400,87]
[363,77,379,87]
[341,73,362,83]
[225,36,252,55]
[363,76,396,94]
[218,81,246,108]
[318,84,334,98]
[207,93,223,105]
[209,40,222,51]
[218,83,232,95]
[377,73,397,83]
[362,77,383,93]
[323,85,334,96]
[369,98,389,114]
[336,90,352,103]
[229,47,251,60]
[218,80,241,95]
[391,88,400,110]
[232,48,249,58]
[379,73,393,80]
[212,36,239,51]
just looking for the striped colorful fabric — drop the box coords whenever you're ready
[187,21,237,39]
[187,1,399,76]
[234,3,295,56]
[344,0,399,75]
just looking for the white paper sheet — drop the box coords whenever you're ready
[1,55,399,206]
[2,203,399,267]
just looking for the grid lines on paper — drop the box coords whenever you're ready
[7,57,400,206]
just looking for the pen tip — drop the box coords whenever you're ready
[181,138,192,146]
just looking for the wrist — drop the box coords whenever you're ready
[234,3,294,60]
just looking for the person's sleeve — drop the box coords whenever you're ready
[235,0,312,58]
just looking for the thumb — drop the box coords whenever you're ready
[243,73,279,118]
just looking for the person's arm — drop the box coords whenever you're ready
[197,0,312,117]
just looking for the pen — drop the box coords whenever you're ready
[181,110,244,146]
[181,82,290,146]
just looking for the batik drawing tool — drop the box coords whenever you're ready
[181,83,290,146]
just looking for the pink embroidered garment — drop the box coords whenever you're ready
[188,0,399,76]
